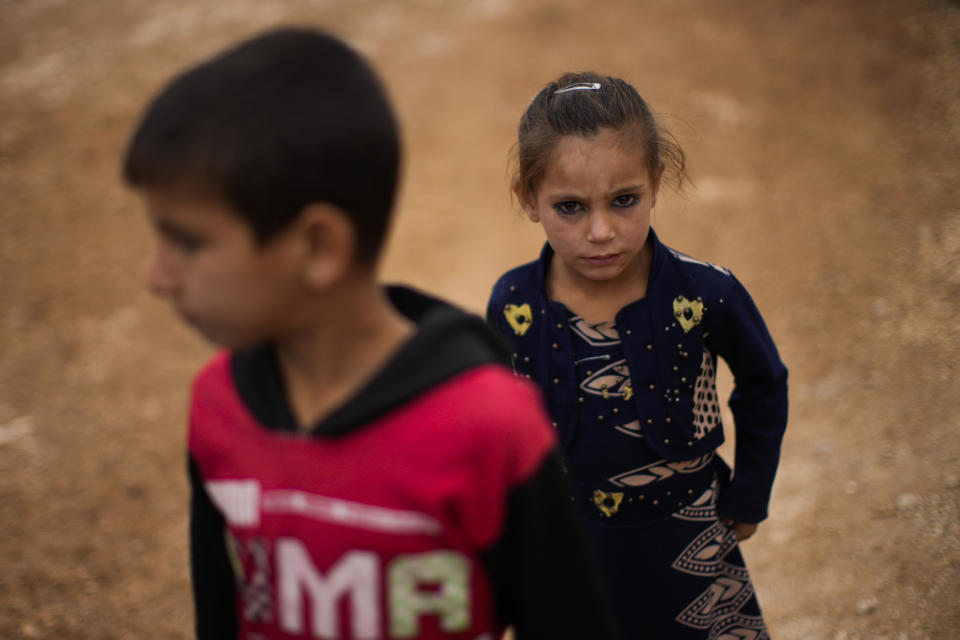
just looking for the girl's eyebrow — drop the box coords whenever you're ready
[543,181,647,201]
[611,183,646,194]
[546,184,646,200]
[547,192,586,201]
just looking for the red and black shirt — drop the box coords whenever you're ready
[188,286,619,640]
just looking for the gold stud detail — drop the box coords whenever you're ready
[593,490,624,517]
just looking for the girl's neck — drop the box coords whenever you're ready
[548,240,653,325]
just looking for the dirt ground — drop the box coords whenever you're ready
[1,0,958,638]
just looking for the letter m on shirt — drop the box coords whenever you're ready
[277,539,380,639]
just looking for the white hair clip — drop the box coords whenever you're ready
[554,82,602,95]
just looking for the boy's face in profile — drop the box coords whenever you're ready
[142,186,307,347]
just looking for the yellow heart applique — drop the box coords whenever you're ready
[673,296,704,333]
[592,489,625,518]
[504,303,533,336]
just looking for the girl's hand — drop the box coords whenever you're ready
[721,519,758,542]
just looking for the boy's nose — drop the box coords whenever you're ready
[145,247,177,297]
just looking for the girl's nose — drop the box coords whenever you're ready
[145,245,177,297]
[586,211,615,243]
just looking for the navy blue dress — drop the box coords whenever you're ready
[564,309,769,640]
[487,232,789,639]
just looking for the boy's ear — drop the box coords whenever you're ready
[513,179,540,223]
[296,203,357,289]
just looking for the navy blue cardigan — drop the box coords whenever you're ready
[486,229,788,523]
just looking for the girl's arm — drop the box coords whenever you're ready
[711,274,789,527]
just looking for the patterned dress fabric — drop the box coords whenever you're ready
[565,310,769,640]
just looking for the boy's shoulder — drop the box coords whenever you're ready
[417,363,550,433]
[191,350,234,401]
[400,363,556,483]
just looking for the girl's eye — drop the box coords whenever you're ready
[553,201,584,216]
[612,194,639,208]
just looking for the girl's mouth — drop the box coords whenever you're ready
[584,253,619,266]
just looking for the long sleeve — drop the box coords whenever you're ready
[480,450,621,640]
[188,455,239,640]
[710,274,789,524]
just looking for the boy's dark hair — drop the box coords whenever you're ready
[512,71,686,203]
[123,27,400,262]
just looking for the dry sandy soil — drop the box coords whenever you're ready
[1,0,958,638]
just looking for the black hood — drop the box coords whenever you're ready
[231,285,511,436]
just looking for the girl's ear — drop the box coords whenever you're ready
[297,203,357,289]
[513,178,540,223]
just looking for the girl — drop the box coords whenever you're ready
[487,72,788,639]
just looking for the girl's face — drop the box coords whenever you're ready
[521,128,660,290]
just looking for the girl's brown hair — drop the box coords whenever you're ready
[512,71,686,203]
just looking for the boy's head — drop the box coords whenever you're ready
[124,27,400,263]
[124,28,400,347]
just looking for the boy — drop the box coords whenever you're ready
[123,28,618,640]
